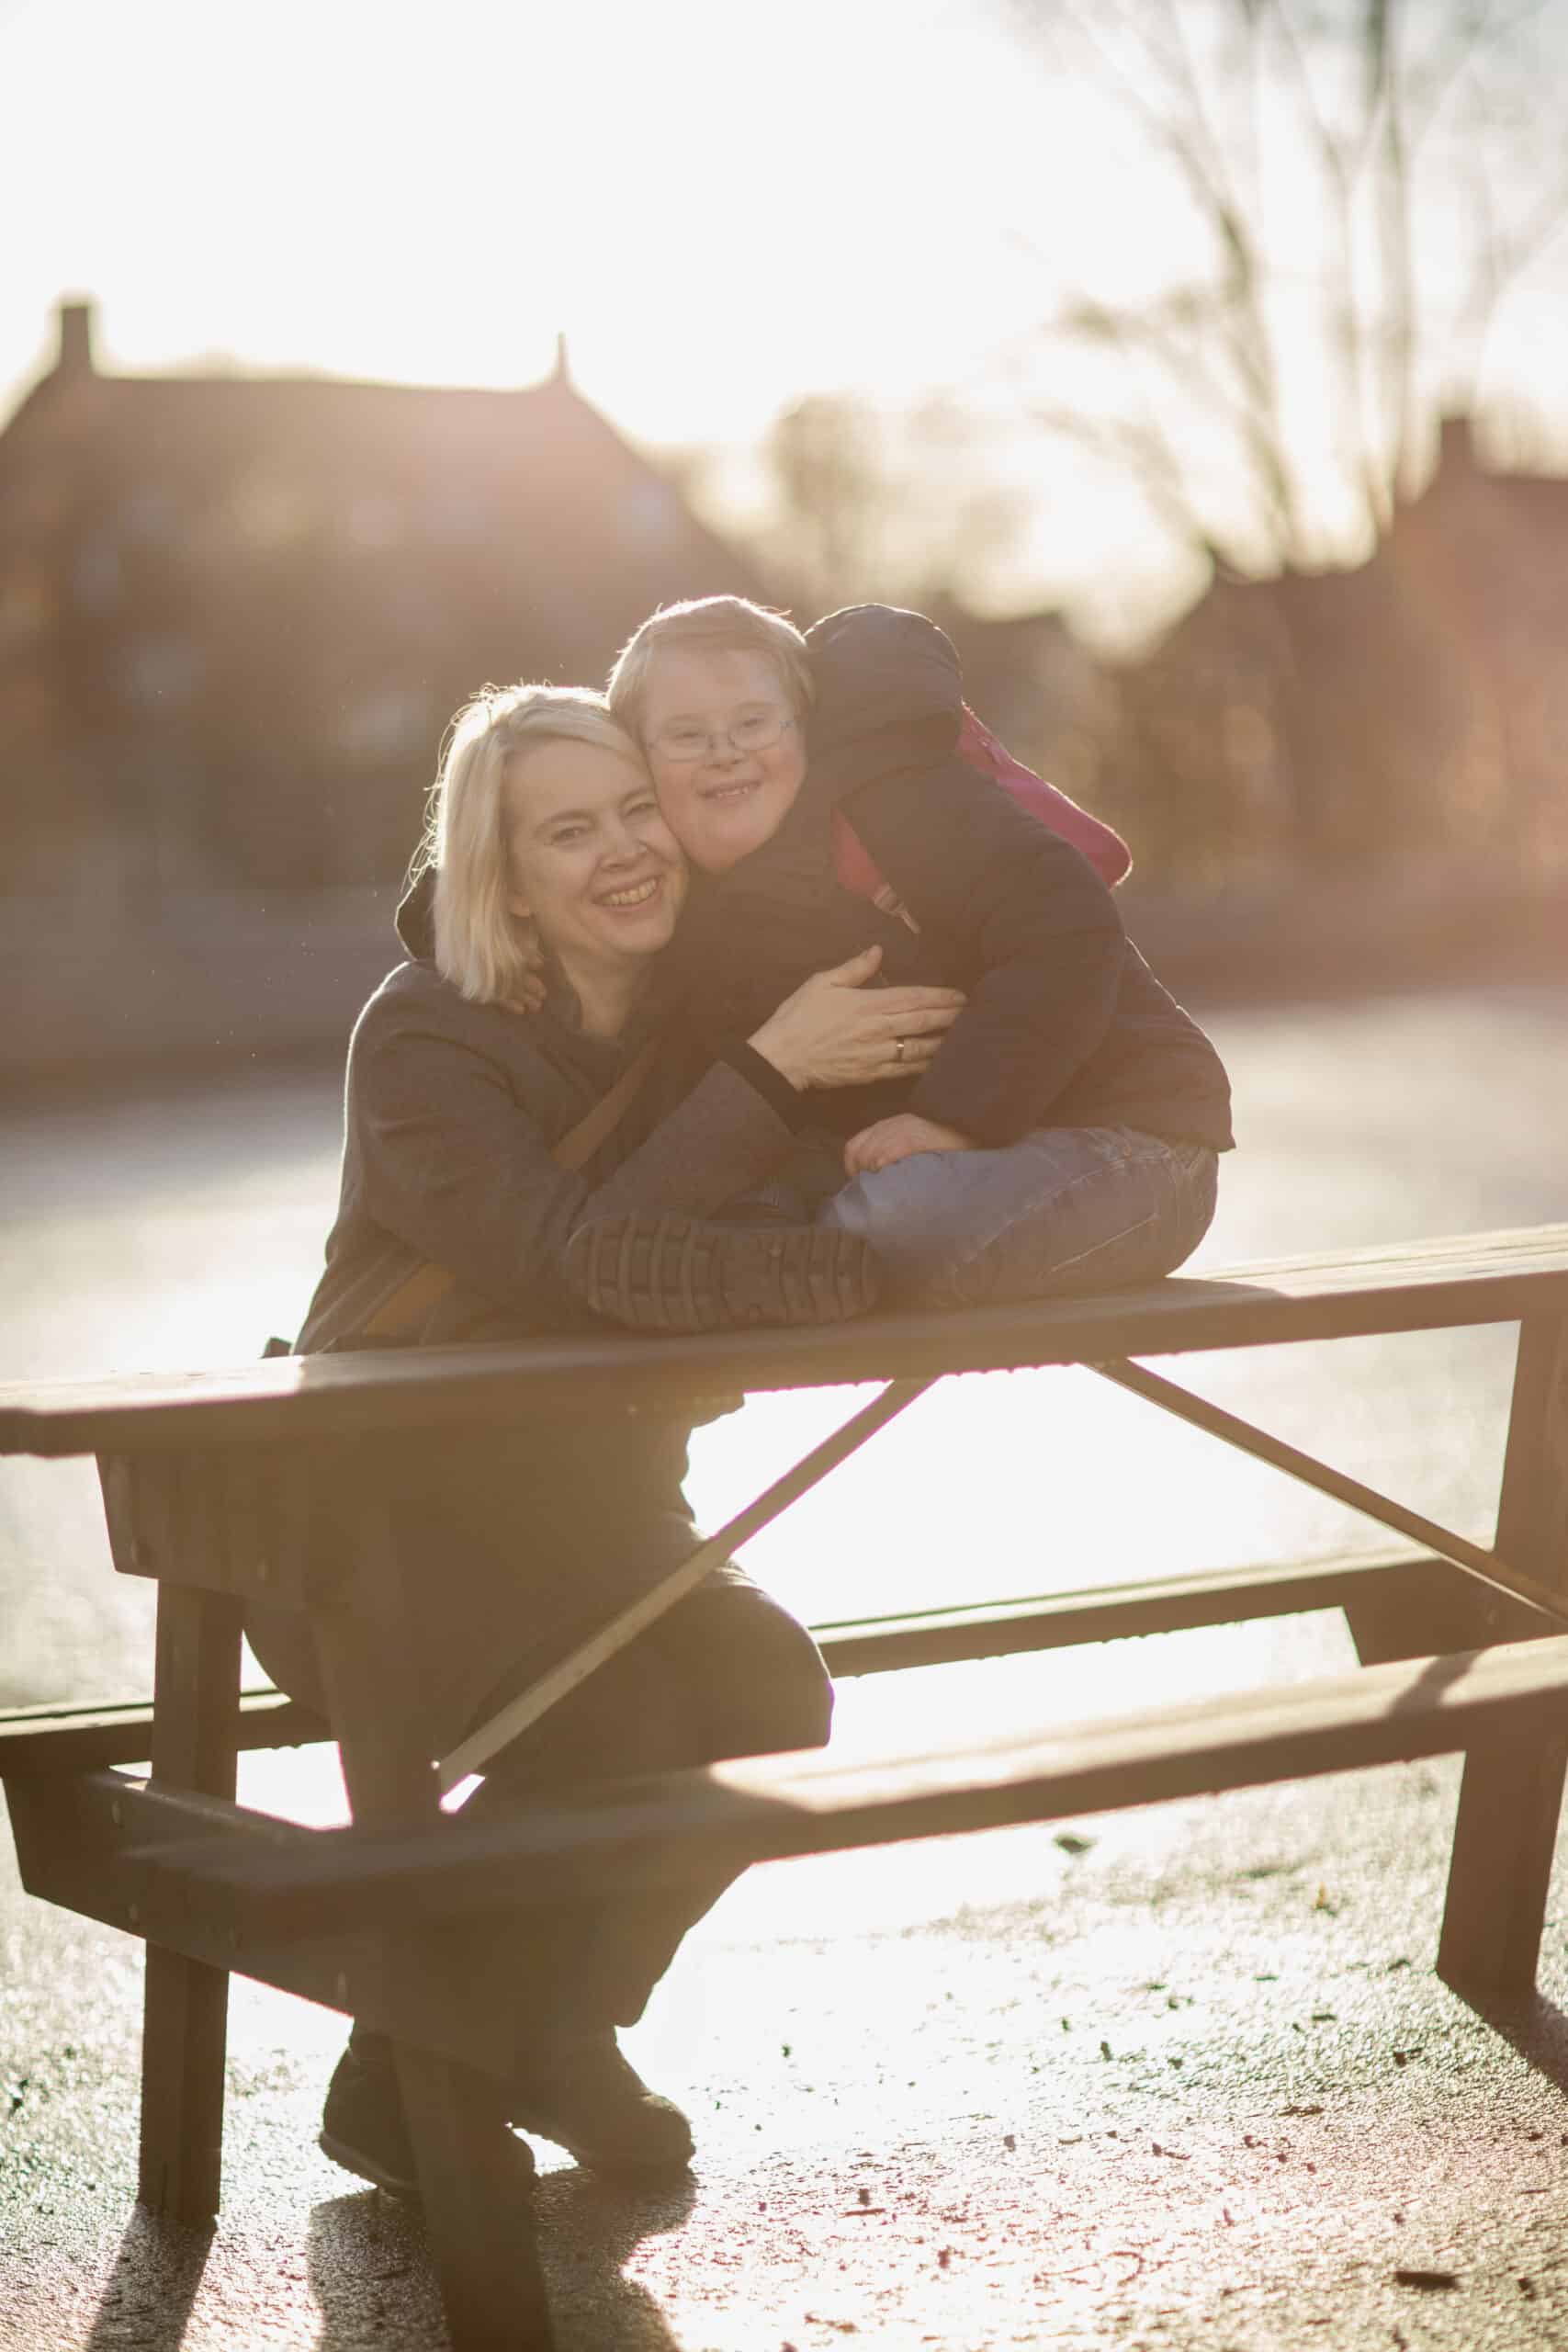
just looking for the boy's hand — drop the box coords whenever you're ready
[843,1114,977,1177]
[500,932,548,1014]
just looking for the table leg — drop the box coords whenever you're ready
[139,1582,243,2222]
[1438,1311,1568,2001]
[1344,1311,1568,1665]
[312,1569,555,2352]
[1496,1311,1568,1597]
[1438,1712,1568,2001]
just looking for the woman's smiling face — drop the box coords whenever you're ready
[504,737,687,987]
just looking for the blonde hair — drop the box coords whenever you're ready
[606,595,814,737]
[421,684,645,1004]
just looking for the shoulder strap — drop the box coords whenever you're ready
[359,1032,663,1343]
[550,1033,662,1172]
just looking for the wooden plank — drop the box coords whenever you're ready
[130,1634,1568,1944]
[138,1577,243,2224]
[0,1545,1427,1770]
[6,1770,540,2078]
[103,1442,326,1603]
[5,1222,1567,1459]
[815,1546,1460,1675]
[0,1689,330,1775]
[7,1770,318,1923]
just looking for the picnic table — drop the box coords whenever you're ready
[3,1221,1567,2351]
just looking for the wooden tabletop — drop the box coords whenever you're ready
[4,1223,1566,1460]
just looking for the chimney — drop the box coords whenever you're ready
[56,298,96,377]
[1436,413,1476,477]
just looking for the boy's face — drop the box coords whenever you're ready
[639,647,807,874]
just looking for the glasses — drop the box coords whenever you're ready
[647,710,796,764]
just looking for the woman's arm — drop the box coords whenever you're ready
[351,1013,776,1313]
[349,960,962,1310]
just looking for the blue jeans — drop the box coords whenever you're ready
[817,1124,1219,1308]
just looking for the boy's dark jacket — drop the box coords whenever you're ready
[669,604,1234,1154]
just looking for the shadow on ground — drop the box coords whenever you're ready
[84,2210,215,2351]
[1462,1990,1568,2100]
[65,2172,696,2352]
[304,2170,694,2352]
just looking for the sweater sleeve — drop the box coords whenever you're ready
[842,760,1129,1145]
[351,1004,798,1309]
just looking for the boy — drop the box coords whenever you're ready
[569,598,1232,1319]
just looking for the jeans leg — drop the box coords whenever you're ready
[819,1125,1218,1308]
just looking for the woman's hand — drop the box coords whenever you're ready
[843,1113,977,1177]
[749,944,964,1091]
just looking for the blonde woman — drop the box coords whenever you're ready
[248,685,962,2200]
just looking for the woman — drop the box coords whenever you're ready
[575,596,1232,1325]
[251,685,963,2199]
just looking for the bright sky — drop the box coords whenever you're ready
[5,0,1568,641]
[2,0,1058,431]
[0,0,1201,632]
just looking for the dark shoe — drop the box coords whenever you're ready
[564,1213,878,1333]
[319,2034,536,2202]
[506,2030,694,2176]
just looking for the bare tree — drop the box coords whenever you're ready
[1002,0,1568,577]
[759,390,1028,618]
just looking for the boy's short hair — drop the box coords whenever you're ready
[607,596,815,737]
[421,684,642,1005]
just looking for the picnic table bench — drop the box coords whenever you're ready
[4,1220,1567,2351]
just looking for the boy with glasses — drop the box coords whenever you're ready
[565,596,1233,1323]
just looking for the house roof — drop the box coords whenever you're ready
[0,301,767,598]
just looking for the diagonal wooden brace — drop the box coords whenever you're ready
[437,1375,931,1792]
[1089,1357,1568,1633]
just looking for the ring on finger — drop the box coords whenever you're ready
[893,1036,907,1062]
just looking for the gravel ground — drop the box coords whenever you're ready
[6,1728,1568,2352]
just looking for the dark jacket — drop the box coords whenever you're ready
[295,878,803,1354]
[670,605,1235,1154]
[251,885,804,1757]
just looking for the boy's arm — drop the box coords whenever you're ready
[842,759,1127,1147]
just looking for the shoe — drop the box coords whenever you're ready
[319,2033,536,2202]
[506,2030,694,2176]
[564,1213,878,1333]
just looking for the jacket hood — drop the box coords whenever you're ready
[396,862,437,960]
[804,605,964,781]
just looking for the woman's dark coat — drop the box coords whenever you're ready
[248,886,805,1758]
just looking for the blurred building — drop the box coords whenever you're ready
[1109,417,1568,886]
[0,300,769,897]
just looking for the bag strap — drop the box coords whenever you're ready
[360,1033,663,1343]
[549,1033,663,1173]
